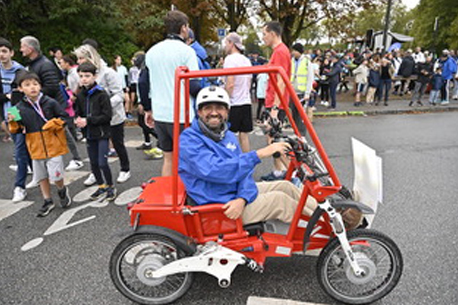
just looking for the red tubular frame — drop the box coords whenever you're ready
[172,65,341,208]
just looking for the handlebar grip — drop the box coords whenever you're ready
[273,151,281,158]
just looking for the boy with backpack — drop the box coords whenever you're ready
[8,71,71,217]
[74,62,117,201]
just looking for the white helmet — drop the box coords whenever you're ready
[196,86,230,110]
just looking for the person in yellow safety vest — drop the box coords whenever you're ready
[290,43,314,136]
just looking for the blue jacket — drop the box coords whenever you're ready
[431,73,443,91]
[191,41,212,87]
[179,118,261,205]
[0,61,24,105]
[441,56,457,80]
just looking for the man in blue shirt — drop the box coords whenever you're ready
[179,86,317,224]
[145,10,200,177]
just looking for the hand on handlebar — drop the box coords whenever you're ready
[256,142,291,159]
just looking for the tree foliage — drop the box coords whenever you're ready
[410,0,458,51]
[257,0,380,46]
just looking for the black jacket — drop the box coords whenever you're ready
[27,55,66,108]
[416,61,433,84]
[398,56,415,78]
[326,61,343,84]
[75,84,112,140]
[138,67,151,111]
[15,94,68,134]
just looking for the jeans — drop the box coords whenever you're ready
[377,79,392,103]
[453,79,458,98]
[429,90,440,104]
[12,133,31,189]
[110,122,130,172]
[87,138,113,186]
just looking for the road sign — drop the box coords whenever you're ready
[217,28,226,38]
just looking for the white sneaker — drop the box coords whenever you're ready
[65,159,84,171]
[117,171,131,183]
[12,187,27,203]
[84,173,97,186]
[10,165,33,175]
[26,179,39,189]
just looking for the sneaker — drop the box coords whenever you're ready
[58,186,72,208]
[105,186,117,201]
[126,113,134,120]
[37,200,55,217]
[440,100,450,105]
[26,179,39,189]
[323,101,329,107]
[90,186,108,201]
[108,149,117,157]
[144,147,162,156]
[260,171,286,181]
[117,171,131,183]
[145,149,164,160]
[12,187,27,203]
[84,173,97,186]
[9,165,33,174]
[136,143,152,150]
[65,159,84,171]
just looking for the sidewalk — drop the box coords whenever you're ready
[312,98,458,117]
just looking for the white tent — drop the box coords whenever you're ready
[372,31,414,50]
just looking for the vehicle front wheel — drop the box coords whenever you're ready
[317,229,403,304]
[109,233,194,305]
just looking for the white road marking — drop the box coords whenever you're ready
[82,157,118,164]
[124,140,144,148]
[247,296,328,305]
[21,238,44,251]
[114,187,142,206]
[43,202,96,236]
[72,186,99,202]
[0,199,34,222]
[62,170,90,186]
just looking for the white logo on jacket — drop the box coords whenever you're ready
[226,142,237,151]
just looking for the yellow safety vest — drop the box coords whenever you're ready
[291,56,309,92]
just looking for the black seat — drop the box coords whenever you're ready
[243,222,265,236]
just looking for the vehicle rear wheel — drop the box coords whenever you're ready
[317,229,403,304]
[110,233,194,305]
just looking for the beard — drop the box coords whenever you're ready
[202,114,225,132]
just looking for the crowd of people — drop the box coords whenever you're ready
[1,9,457,221]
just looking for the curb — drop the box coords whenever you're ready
[314,105,458,117]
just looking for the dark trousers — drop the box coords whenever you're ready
[290,94,307,136]
[12,133,31,189]
[137,113,157,144]
[110,122,130,172]
[377,79,392,102]
[256,98,265,120]
[320,83,329,101]
[411,81,427,102]
[329,82,338,108]
[64,118,81,160]
[87,138,113,186]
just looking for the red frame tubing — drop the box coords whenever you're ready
[172,64,342,207]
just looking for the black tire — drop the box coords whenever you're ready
[317,229,403,304]
[109,233,194,305]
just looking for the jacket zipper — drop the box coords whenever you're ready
[39,130,49,158]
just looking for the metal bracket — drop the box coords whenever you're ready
[151,242,247,288]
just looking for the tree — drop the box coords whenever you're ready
[410,0,458,52]
[257,0,381,46]
[210,0,251,32]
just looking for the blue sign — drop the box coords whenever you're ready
[217,28,226,37]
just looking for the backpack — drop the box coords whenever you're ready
[197,55,213,88]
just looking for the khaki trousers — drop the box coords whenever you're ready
[242,180,317,225]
